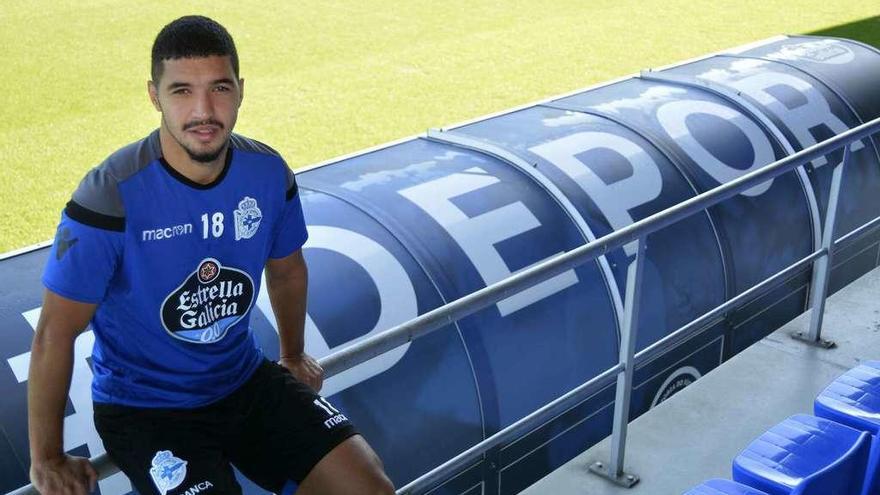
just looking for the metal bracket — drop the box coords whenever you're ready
[790,330,836,349]
[588,461,640,488]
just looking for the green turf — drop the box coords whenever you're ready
[1,2,877,252]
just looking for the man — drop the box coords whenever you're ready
[28,15,394,495]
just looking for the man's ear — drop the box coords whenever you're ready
[238,78,245,107]
[147,81,161,111]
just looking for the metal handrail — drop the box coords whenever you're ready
[319,118,878,378]
[394,243,851,494]
[9,117,880,495]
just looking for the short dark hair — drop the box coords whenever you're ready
[151,15,239,83]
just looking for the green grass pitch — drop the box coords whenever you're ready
[1,2,877,252]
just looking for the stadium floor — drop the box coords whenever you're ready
[523,263,880,494]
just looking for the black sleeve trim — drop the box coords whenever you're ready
[65,201,126,232]
[285,178,299,201]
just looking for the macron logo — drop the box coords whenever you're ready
[143,223,193,242]
[324,413,348,429]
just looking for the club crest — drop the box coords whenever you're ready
[767,40,855,65]
[149,450,187,495]
[234,196,262,241]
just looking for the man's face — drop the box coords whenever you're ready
[149,55,243,163]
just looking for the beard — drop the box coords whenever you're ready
[165,115,230,163]
[184,142,227,163]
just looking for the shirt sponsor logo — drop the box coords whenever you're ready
[160,258,255,344]
[143,223,194,242]
[149,450,187,495]
[234,196,262,241]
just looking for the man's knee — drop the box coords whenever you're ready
[345,439,394,494]
[363,469,395,495]
[361,447,394,493]
[299,435,395,494]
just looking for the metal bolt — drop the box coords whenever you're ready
[596,462,603,468]
[626,475,635,481]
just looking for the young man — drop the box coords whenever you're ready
[28,15,394,495]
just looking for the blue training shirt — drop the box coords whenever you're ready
[42,130,308,408]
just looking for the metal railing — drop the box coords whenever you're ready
[9,116,880,495]
[394,122,880,493]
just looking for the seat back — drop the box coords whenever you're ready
[732,414,870,495]
[814,361,880,495]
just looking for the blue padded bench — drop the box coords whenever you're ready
[684,478,769,494]
[732,414,870,495]
[814,360,880,495]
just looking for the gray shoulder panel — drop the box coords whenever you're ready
[230,133,282,158]
[229,133,298,195]
[71,130,161,217]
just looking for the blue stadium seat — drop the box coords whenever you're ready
[814,360,880,495]
[683,478,769,494]
[732,414,870,495]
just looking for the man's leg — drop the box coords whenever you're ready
[94,403,241,495]
[228,360,394,494]
[296,435,394,495]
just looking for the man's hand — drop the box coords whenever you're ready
[266,250,316,390]
[279,352,324,392]
[30,454,97,495]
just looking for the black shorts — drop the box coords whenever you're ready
[94,359,358,495]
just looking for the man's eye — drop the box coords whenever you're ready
[172,88,190,95]
[214,86,230,92]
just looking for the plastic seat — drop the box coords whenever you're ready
[814,360,880,495]
[732,414,870,495]
[683,478,769,494]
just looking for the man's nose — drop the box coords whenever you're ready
[192,90,213,120]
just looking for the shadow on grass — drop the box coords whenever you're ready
[807,15,880,49]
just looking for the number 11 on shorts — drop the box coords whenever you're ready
[313,397,339,416]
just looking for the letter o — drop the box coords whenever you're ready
[657,100,776,196]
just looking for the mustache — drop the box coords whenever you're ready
[183,119,224,131]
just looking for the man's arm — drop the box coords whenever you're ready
[28,290,99,495]
[265,249,323,391]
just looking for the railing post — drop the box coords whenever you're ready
[792,146,851,348]
[589,237,646,488]
[483,446,501,494]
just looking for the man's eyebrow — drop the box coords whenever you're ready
[165,79,235,91]
[166,81,191,91]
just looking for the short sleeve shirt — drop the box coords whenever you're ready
[43,130,308,408]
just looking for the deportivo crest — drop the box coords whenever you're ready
[234,196,262,240]
[150,450,187,495]
[160,258,255,344]
[766,40,855,65]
